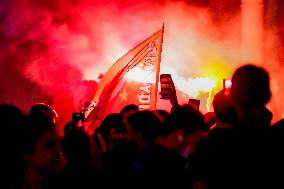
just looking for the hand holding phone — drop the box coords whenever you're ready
[160,74,179,106]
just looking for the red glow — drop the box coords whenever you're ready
[1,0,284,133]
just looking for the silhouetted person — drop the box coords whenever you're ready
[120,104,139,124]
[129,105,205,189]
[120,104,139,116]
[22,113,64,189]
[209,89,237,131]
[28,103,58,124]
[127,110,162,154]
[154,109,170,122]
[63,121,72,135]
[93,113,127,155]
[53,128,102,189]
[192,64,273,189]
[1,104,27,189]
[229,64,272,129]
[101,111,157,186]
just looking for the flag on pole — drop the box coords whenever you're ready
[85,25,164,124]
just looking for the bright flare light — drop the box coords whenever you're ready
[125,65,216,98]
[174,77,216,98]
[189,77,216,92]
[161,66,217,98]
[125,66,156,83]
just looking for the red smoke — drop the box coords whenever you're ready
[1,0,283,133]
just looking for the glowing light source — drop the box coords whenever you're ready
[160,66,217,98]
[176,77,216,98]
[125,67,155,83]
[125,65,217,98]
[224,79,232,89]
[190,77,217,92]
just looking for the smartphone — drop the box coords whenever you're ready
[72,112,85,129]
[223,79,232,89]
[160,74,172,99]
[223,79,232,96]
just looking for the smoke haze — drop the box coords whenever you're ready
[1,0,283,130]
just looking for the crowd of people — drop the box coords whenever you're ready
[2,63,284,189]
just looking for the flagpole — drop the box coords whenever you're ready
[153,24,164,109]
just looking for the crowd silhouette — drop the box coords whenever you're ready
[2,63,284,189]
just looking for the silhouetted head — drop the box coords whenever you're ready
[120,104,139,115]
[127,110,162,143]
[213,89,236,123]
[120,104,139,125]
[162,104,205,136]
[0,104,27,188]
[229,64,271,108]
[28,103,58,123]
[63,121,72,135]
[155,109,170,122]
[126,110,162,153]
[97,113,126,143]
[61,128,91,163]
[0,104,26,143]
[24,104,62,174]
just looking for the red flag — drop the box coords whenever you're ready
[85,25,164,125]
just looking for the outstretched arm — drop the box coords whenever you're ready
[169,80,180,111]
